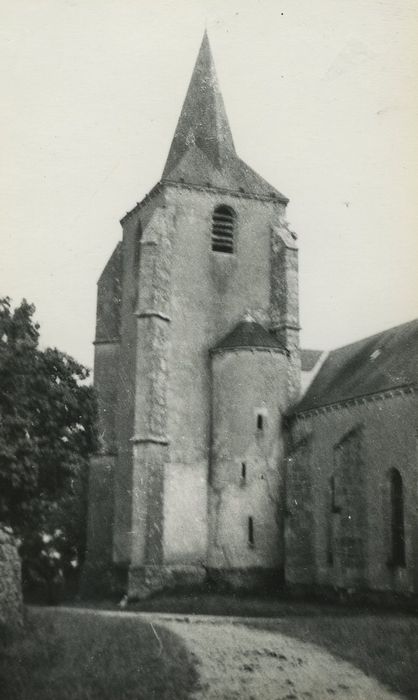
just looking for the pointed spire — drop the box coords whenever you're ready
[162,31,235,178]
[161,32,288,202]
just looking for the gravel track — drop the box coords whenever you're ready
[163,617,402,700]
[47,608,403,700]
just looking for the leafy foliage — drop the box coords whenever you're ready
[0,298,97,589]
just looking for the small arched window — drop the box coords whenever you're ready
[211,205,235,254]
[389,468,406,567]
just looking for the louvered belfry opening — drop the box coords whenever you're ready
[212,205,235,253]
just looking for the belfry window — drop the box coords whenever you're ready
[211,205,235,253]
[389,469,406,567]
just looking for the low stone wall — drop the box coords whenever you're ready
[207,567,284,593]
[0,527,23,629]
[128,564,207,600]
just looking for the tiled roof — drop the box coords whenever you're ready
[296,318,418,413]
[301,349,323,372]
[212,319,287,353]
[95,243,122,342]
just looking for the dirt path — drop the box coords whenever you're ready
[162,617,401,700]
[50,608,402,700]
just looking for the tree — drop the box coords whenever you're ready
[0,298,97,595]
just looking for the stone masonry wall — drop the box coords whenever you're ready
[0,527,23,630]
[130,203,174,572]
[288,390,417,594]
[285,434,315,585]
[331,427,366,588]
[112,189,165,568]
[270,219,300,406]
[81,456,115,596]
[162,186,286,569]
[209,350,288,574]
[82,242,122,593]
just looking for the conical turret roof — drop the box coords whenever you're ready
[162,32,287,202]
[212,317,287,354]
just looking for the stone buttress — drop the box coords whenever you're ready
[81,244,122,595]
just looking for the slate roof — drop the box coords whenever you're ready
[296,318,418,413]
[95,243,122,342]
[212,319,287,353]
[162,32,287,202]
[301,349,323,372]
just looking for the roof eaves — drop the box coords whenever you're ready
[120,182,163,225]
[210,344,288,356]
[294,382,417,417]
[162,178,287,203]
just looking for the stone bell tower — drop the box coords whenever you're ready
[82,32,300,598]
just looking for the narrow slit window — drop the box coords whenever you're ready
[248,517,254,546]
[241,462,246,480]
[326,520,334,566]
[330,475,341,513]
[389,468,406,567]
[257,414,264,431]
[327,476,336,565]
[211,205,235,253]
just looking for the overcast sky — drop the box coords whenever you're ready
[1,0,417,369]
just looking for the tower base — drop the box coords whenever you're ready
[127,565,207,599]
[80,562,284,600]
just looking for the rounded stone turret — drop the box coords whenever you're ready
[208,316,290,586]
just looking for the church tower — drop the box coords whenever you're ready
[82,32,300,598]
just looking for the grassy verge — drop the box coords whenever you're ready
[246,615,418,699]
[81,592,363,617]
[94,590,418,619]
[0,608,198,700]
